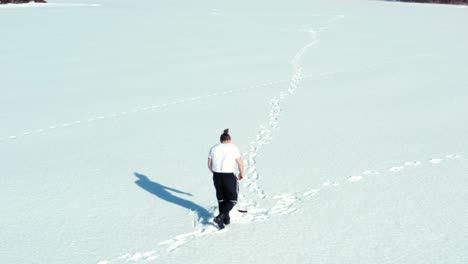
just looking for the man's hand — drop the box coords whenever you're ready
[236,157,244,181]
[207,158,213,173]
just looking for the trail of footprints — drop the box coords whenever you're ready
[98,15,464,263]
[11,63,402,145]
[98,152,465,264]
[0,54,424,144]
[104,152,466,264]
[28,13,463,263]
[97,16,340,264]
[0,80,293,143]
[0,73,317,144]
[297,154,466,219]
[344,154,462,184]
[122,28,311,262]
[102,192,303,264]
[97,60,303,264]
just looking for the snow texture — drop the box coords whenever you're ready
[1,0,468,264]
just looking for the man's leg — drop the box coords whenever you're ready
[220,173,238,224]
[213,172,225,216]
[213,172,228,229]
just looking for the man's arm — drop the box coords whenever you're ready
[207,158,213,173]
[236,157,244,180]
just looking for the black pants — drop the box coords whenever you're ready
[213,172,238,216]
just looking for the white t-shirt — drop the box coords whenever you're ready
[208,143,241,173]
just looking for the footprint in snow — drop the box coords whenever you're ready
[322,181,339,187]
[348,175,363,182]
[322,181,331,187]
[363,170,379,175]
[389,166,404,172]
[113,251,159,263]
[404,161,421,166]
[429,158,443,164]
[268,194,299,215]
[303,189,319,197]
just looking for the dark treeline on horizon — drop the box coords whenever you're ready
[387,0,468,4]
[0,0,46,4]
[2,0,466,5]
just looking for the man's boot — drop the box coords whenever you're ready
[213,214,226,229]
[223,215,230,225]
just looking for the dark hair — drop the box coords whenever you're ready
[220,128,231,142]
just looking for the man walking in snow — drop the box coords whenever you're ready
[208,129,244,229]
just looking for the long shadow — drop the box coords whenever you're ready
[134,172,213,225]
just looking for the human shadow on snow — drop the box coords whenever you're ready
[134,172,213,225]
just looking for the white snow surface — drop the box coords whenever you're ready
[1,0,468,263]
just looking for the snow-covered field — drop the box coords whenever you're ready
[1,0,468,263]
